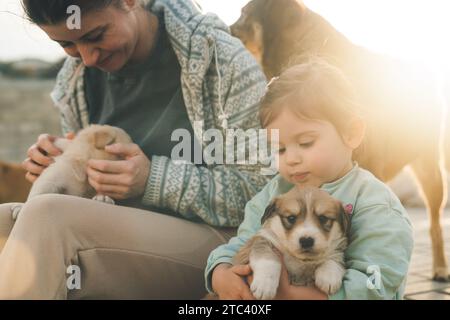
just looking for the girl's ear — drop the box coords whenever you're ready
[342,117,366,150]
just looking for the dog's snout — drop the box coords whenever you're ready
[299,237,315,250]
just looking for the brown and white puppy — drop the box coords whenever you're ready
[11,125,132,220]
[0,161,32,204]
[233,186,349,300]
[231,0,450,281]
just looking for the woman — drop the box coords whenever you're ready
[0,0,268,299]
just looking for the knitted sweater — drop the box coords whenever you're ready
[49,0,270,227]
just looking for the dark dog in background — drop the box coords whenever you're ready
[0,161,31,204]
[231,0,450,281]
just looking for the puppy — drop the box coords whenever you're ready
[11,125,132,220]
[0,161,32,203]
[233,187,349,299]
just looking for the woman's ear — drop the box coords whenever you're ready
[342,117,366,150]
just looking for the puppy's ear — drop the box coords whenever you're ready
[261,199,277,225]
[337,204,351,237]
[94,130,116,149]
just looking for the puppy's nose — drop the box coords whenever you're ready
[299,237,315,250]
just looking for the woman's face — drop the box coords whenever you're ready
[40,3,153,72]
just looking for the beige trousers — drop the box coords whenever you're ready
[0,194,235,299]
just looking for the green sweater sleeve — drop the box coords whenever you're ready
[204,180,275,292]
[329,205,414,300]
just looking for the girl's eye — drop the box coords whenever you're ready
[287,215,297,224]
[278,147,286,154]
[299,141,314,148]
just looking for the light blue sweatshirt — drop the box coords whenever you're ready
[205,163,414,299]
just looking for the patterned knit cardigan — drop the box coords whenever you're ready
[49,0,270,227]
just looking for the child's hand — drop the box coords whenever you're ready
[211,263,256,300]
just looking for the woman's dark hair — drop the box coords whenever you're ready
[22,0,122,25]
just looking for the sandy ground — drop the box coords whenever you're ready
[405,208,450,300]
[0,77,61,162]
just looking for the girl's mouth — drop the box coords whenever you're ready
[291,172,310,182]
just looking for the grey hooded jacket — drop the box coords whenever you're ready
[50,0,269,227]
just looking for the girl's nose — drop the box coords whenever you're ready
[77,44,100,67]
[285,147,302,165]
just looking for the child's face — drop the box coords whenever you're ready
[267,107,355,188]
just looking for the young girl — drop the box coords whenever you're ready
[204,58,414,300]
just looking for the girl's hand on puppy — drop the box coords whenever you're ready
[23,132,75,183]
[87,143,151,200]
[212,263,256,300]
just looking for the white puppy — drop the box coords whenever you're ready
[12,125,133,220]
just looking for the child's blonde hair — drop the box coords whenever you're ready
[260,56,362,136]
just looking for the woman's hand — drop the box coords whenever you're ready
[87,143,151,200]
[211,263,256,300]
[23,132,75,183]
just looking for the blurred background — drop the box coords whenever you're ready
[1,0,450,207]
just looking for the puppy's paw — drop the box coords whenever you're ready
[250,273,279,300]
[11,204,23,221]
[92,195,115,205]
[315,260,345,295]
[250,259,281,300]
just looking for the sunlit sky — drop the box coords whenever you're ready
[0,0,449,70]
